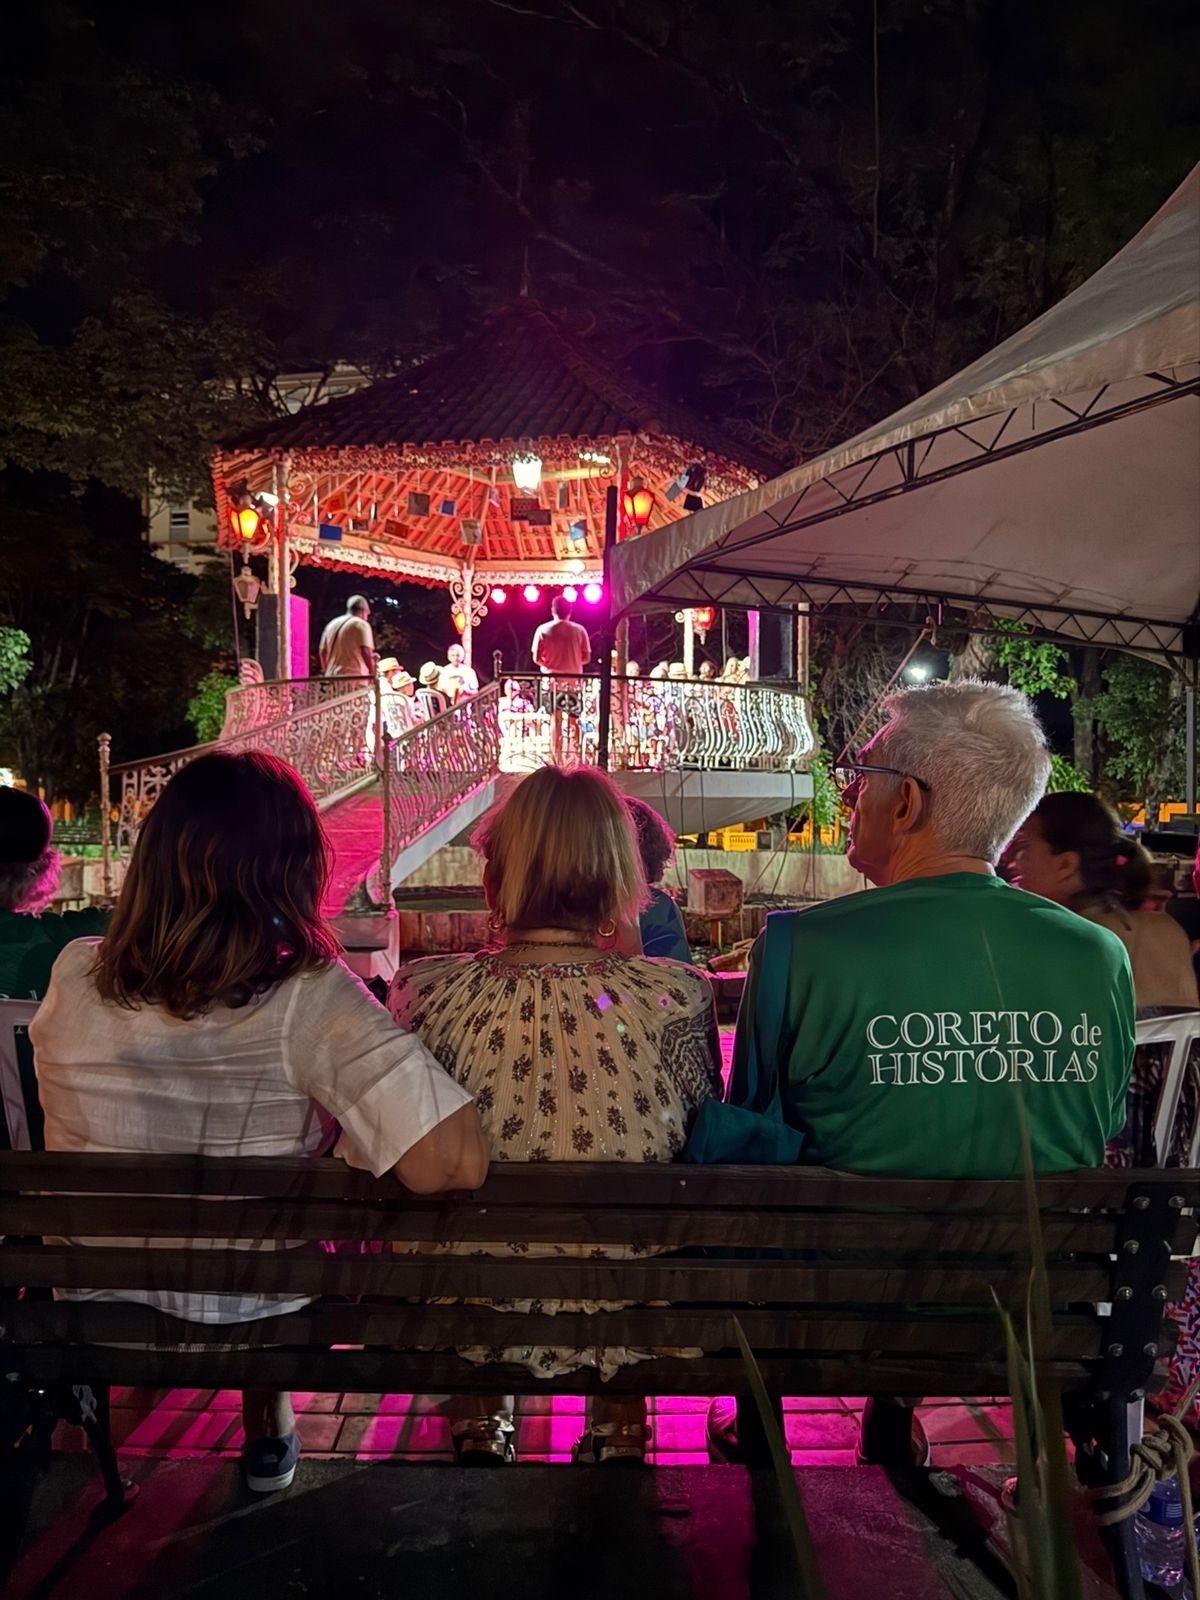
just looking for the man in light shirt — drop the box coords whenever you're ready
[532,597,591,763]
[319,596,376,678]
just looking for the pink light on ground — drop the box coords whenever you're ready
[582,582,603,603]
[489,586,507,604]
[523,584,541,603]
[562,585,578,602]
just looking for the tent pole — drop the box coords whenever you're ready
[596,485,618,771]
[1186,670,1196,816]
[275,456,291,680]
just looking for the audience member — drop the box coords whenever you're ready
[1006,792,1197,1012]
[698,660,716,682]
[627,797,691,963]
[31,752,487,1493]
[416,663,450,719]
[711,681,1134,1467]
[389,765,720,1466]
[0,786,106,1000]
[438,643,479,703]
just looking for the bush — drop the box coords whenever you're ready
[186,670,237,745]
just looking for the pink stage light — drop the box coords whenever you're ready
[522,584,541,603]
[582,582,603,604]
[562,585,578,602]
[489,586,507,603]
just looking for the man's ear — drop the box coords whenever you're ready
[894,776,928,835]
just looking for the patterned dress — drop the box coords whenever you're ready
[388,951,721,1377]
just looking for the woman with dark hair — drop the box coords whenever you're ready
[31,751,487,1492]
[389,765,720,1466]
[1006,791,1197,1010]
[626,796,692,963]
[0,786,106,1000]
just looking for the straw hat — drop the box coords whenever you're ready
[419,662,441,688]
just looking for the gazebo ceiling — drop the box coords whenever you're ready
[214,300,780,585]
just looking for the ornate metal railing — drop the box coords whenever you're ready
[496,674,814,773]
[382,684,502,865]
[101,685,378,895]
[220,674,369,739]
[99,673,810,903]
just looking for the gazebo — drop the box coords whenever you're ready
[214,300,779,670]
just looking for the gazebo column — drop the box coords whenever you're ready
[460,557,474,669]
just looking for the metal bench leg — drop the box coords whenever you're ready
[72,1386,137,1517]
[1066,1393,1145,1600]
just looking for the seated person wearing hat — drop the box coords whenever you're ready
[0,787,108,1000]
[416,664,450,721]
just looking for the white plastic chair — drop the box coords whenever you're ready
[1138,1010,1200,1166]
[0,999,40,1151]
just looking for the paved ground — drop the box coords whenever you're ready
[92,1388,1018,1468]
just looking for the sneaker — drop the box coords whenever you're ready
[450,1416,516,1467]
[242,1431,301,1492]
[854,1402,931,1468]
[572,1421,650,1466]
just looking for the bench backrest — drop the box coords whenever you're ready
[1,1154,1196,1400]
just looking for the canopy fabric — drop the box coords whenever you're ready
[612,167,1200,657]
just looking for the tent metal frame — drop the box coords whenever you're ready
[620,372,1199,662]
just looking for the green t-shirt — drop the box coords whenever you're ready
[0,910,109,1002]
[730,874,1135,1178]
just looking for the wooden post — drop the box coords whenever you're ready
[747,611,761,680]
[460,557,474,669]
[375,675,392,910]
[275,457,292,680]
[98,733,112,902]
[682,609,696,677]
[596,485,618,771]
[796,601,810,690]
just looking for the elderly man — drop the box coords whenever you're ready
[711,680,1135,1466]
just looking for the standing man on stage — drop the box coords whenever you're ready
[532,595,592,763]
[319,596,377,678]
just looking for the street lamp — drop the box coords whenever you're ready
[621,480,655,530]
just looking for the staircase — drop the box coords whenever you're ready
[102,679,503,938]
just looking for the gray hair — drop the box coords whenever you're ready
[872,680,1051,862]
[0,848,61,914]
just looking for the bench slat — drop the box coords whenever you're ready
[0,1244,1134,1303]
[11,1345,1098,1398]
[0,1298,1107,1358]
[3,1152,1196,1212]
[0,1195,1132,1257]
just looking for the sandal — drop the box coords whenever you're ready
[450,1415,516,1467]
[572,1421,650,1466]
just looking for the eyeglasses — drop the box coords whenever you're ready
[833,762,932,814]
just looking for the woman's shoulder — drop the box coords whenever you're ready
[621,955,713,1001]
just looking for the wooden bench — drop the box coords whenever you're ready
[1,1152,1197,1599]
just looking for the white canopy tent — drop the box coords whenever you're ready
[611,167,1200,662]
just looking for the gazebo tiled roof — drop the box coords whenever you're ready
[224,299,781,479]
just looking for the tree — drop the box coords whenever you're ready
[1078,656,1186,824]
[0,629,30,697]
[0,479,214,801]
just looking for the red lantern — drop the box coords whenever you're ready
[621,483,655,528]
[452,610,467,635]
[229,505,263,542]
[693,605,716,636]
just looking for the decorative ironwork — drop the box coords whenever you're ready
[496,675,813,774]
[383,685,501,861]
[220,675,369,740]
[111,686,378,858]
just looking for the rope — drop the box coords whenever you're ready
[1088,1378,1200,1596]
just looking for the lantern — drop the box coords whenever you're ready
[229,504,264,542]
[621,481,655,528]
[582,582,603,604]
[231,563,262,619]
[452,610,467,635]
[489,586,507,604]
[522,584,541,603]
[693,605,716,638]
[562,585,578,602]
[511,454,543,493]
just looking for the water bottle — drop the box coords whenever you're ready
[1136,1477,1187,1591]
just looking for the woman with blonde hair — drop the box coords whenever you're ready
[389,764,721,1466]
